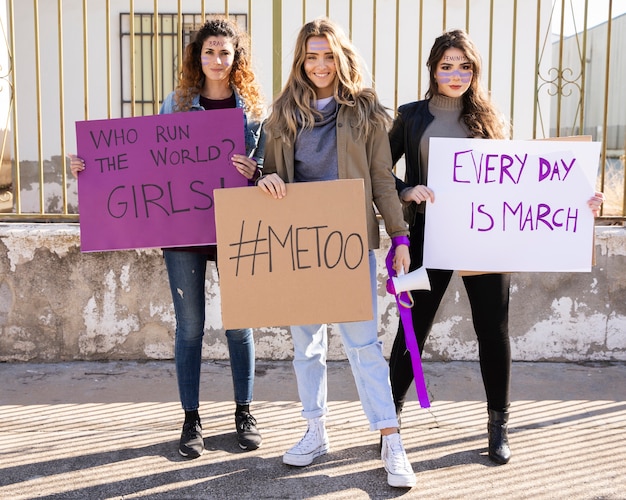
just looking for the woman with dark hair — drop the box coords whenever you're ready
[387,29,604,465]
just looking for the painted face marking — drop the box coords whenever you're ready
[201,55,231,67]
[436,69,473,84]
[200,36,235,69]
[307,39,331,51]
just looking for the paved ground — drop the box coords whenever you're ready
[1,359,625,499]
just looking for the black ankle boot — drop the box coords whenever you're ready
[488,409,511,465]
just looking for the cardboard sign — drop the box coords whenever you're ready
[424,137,601,272]
[214,179,373,329]
[75,108,247,252]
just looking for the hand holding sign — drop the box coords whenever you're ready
[424,137,601,272]
[214,179,373,329]
[75,108,247,252]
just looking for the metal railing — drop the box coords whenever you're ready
[0,0,623,221]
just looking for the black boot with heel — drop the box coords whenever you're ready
[488,409,511,464]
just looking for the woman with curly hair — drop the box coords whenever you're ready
[70,17,266,457]
[258,18,416,488]
[387,29,604,466]
[158,17,265,457]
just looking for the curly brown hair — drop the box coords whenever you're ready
[426,29,509,139]
[172,17,264,119]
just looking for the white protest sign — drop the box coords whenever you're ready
[423,138,601,272]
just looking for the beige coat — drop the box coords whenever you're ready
[262,104,409,250]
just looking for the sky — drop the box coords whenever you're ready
[555,0,626,35]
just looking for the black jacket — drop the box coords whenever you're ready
[389,99,435,193]
[388,99,435,226]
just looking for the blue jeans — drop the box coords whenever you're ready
[290,251,398,431]
[163,249,254,411]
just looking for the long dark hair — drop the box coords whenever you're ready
[426,29,508,139]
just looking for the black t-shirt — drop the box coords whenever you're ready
[162,92,237,260]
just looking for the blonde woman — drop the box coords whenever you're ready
[258,18,416,489]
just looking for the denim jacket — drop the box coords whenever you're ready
[159,88,265,165]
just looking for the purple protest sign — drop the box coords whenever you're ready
[75,108,247,252]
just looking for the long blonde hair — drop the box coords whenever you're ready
[265,18,391,144]
[426,29,509,139]
[173,17,264,119]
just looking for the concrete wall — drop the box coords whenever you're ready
[1,223,625,363]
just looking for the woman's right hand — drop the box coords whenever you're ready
[257,173,287,199]
[401,185,435,204]
[69,154,85,179]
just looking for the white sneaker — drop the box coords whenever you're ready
[381,432,416,488]
[283,417,330,466]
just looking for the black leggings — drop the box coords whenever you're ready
[388,214,511,413]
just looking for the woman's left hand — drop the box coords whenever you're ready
[393,244,410,275]
[588,191,605,217]
[231,154,259,180]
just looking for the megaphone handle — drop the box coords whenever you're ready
[397,291,414,308]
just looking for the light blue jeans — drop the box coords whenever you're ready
[163,249,254,411]
[290,251,399,431]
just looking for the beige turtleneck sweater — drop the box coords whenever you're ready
[419,94,471,186]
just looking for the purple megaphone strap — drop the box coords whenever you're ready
[386,237,431,409]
